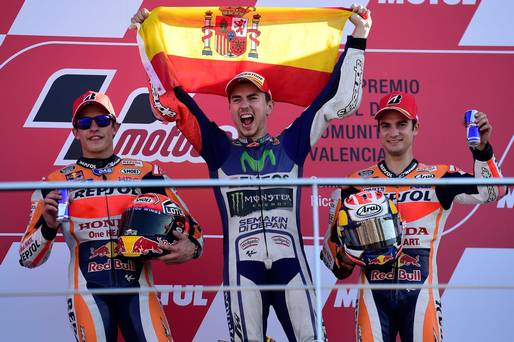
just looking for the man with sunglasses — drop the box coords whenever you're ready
[19,90,204,341]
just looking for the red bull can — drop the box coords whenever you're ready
[56,189,69,222]
[464,109,481,148]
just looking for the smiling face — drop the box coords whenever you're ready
[228,82,273,140]
[378,110,419,157]
[72,103,118,159]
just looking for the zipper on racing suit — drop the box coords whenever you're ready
[391,188,401,302]
[379,160,419,302]
[101,173,118,288]
[248,139,272,270]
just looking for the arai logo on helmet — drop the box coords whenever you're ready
[356,204,383,218]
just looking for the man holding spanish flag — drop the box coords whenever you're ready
[132,4,371,341]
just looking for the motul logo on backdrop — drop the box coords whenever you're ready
[114,123,202,163]
[23,69,207,165]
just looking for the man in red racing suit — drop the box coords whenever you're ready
[321,92,506,342]
[19,91,203,342]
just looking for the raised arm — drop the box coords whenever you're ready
[436,111,506,209]
[309,5,372,133]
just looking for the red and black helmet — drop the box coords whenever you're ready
[117,193,187,258]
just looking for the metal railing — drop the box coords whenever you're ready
[1,177,513,341]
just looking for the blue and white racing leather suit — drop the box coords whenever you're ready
[150,36,366,341]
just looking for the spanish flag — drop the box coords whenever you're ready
[138,6,353,106]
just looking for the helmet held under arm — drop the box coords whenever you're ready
[117,193,187,259]
[337,190,403,267]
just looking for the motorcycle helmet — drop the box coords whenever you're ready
[337,190,403,267]
[117,193,186,258]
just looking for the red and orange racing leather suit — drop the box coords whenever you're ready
[19,155,203,342]
[321,144,505,342]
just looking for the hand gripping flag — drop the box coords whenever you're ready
[138,6,353,106]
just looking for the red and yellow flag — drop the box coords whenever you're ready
[139,6,353,106]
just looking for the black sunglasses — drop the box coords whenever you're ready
[74,115,113,130]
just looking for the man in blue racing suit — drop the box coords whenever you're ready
[133,4,372,341]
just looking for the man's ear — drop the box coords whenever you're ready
[72,128,79,140]
[113,122,121,135]
[413,121,420,136]
[266,100,274,116]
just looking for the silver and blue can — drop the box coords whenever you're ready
[56,189,69,222]
[464,109,481,148]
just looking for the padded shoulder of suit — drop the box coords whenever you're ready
[46,164,80,181]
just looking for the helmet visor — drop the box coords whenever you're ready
[343,215,401,250]
[120,207,173,236]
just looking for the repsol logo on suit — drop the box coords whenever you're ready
[388,190,432,203]
[74,187,139,199]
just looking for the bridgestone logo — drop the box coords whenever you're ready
[227,188,293,217]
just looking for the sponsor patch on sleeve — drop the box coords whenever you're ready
[59,165,76,174]
[65,170,84,180]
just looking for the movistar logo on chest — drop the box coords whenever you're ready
[240,149,276,172]
[228,188,293,217]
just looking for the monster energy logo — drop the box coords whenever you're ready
[230,191,245,216]
[240,149,276,172]
[228,188,293,217]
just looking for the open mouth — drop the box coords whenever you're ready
[240,113,254,128]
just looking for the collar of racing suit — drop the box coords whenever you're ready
[237,133,271,147]
[76,154,121,170]
[378,159,419,178]
[234,133,279,147]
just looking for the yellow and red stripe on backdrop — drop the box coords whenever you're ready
[138,6,353,106]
